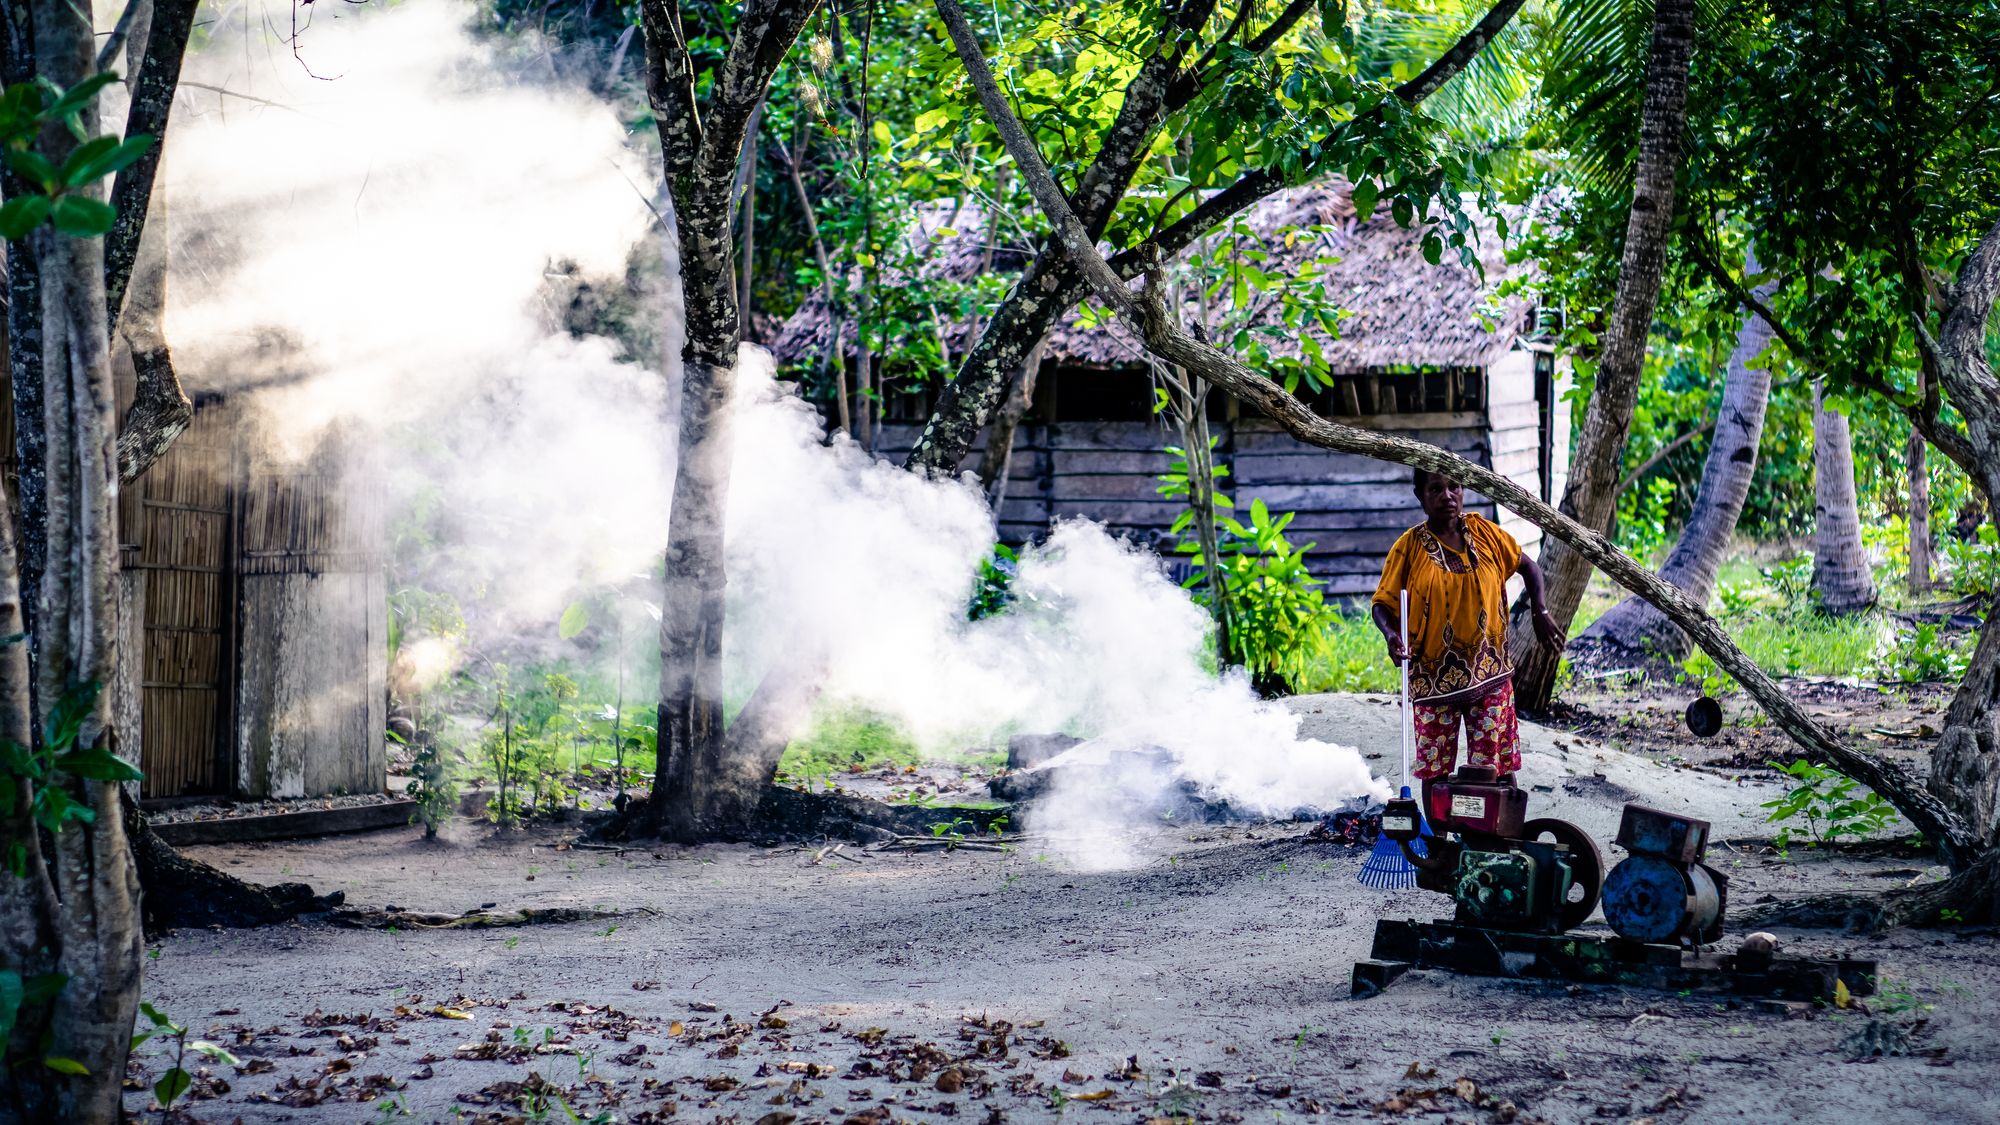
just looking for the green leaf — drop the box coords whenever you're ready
[0,147,58,190]
[0,193,50,240]
[557,600,591,641]
[1421,231,1443,266]
[52,746,141,783]
[49,195,116,238]
[153,1066,192,1106]
[189,1040,241,1067]
[42,1055,88,1075]
[39,72,120,122]
[44,680,100,749]
[62,133,152,187]
[1350,179,1377,221]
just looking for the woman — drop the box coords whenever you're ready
[1371,467,1566,786]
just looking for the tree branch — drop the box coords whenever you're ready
[640,0,703,192]
[936,0,1982,870]
[104,0,197,331]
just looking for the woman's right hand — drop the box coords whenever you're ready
[1383,635,1410,666]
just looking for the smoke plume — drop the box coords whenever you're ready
[160,0,1381,862]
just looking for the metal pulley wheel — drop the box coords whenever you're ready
[1520,817,1604,931]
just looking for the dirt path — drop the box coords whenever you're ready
[137,812,1999,1124]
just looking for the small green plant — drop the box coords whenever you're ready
[930,817,973,849]
[967,543,1019,620]
[1941,523,2000,600]
[1761,761,1902,848]
[406,732,458,839]
[1875,622,1973,684]
[136,1002,240,1121]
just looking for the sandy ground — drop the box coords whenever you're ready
[134,698,2000,1125]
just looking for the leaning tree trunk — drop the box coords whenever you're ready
[1581,246,1774,658]
[1809,379,1877,613]
[1508,0,1696,712]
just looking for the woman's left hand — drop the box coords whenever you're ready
[1531,608,1566,653]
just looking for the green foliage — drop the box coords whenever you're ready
[1874,623,1973,685]
[0,681,141,877]
[1294,610,1400,694]
[1760,761,1901,850]
[0,74,154,241]
[1942,525,2000,601]
[966,543,1018,621]
[778,705,929,790]
[1196,498,1345,694]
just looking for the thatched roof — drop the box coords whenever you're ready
[766,181,1532,374]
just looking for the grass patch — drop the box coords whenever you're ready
[1294,609,1399,694]
[779,705,926,785]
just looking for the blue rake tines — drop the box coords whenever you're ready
[1356,787,1433,890]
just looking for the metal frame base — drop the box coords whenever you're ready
[1351,919,1876,1002]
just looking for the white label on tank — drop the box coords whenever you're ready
[1451,794,1488,819]
[1382,816,1416,833]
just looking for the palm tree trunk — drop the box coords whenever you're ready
[1810,379,1877,613]
[1508,0,1697,711]
[1581,245,1774,657]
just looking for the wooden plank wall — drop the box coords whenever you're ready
[1232,412,1495,597]
[877,414,1497,598]
[233,429,387,800]
[1483,348,1546,557]
[873,354,1556,602]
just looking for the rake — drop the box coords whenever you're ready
[1358,589,1432,889]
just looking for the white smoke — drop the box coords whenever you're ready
[159,0,1381,861]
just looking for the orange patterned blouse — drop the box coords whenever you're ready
[1371,513,1523,705]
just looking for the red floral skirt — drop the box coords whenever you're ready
[1412,679,1520,780]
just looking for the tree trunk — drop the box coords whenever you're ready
[1810,379,1877,613]
[1508,0,1696,712]
[1921,220,2000,844]
[977,339,1043,505]
[637,0,821,842]
[1581,246,1774,658]
[1908,405,1933,594]
[0,2,144,1114]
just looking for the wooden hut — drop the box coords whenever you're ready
[771,183,1570,597]
[115,395,386,801]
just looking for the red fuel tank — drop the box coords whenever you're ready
[1427,766,1527,837]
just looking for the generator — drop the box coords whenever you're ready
[1379,764,1603,934]
[1600,804,1728,946]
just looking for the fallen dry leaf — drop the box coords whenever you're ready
[1071,1089,1115,1102]
[433,1007,473,1020]
[1403,1060,1437,1080]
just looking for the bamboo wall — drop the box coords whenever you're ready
[115,396,387,801]
[130,401,236,798]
